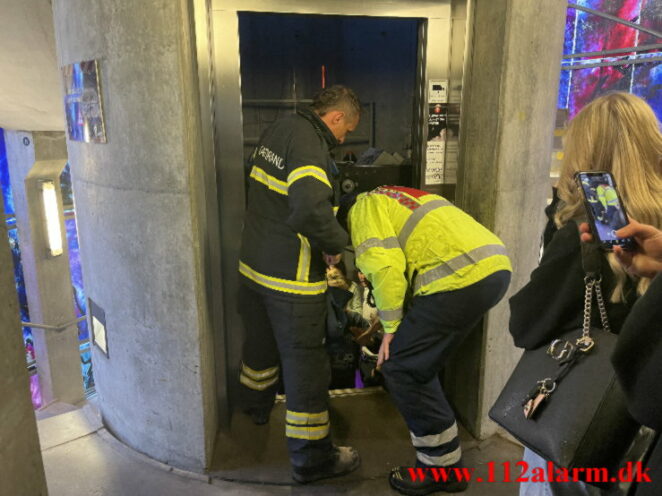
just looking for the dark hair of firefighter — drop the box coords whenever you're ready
[310,85,362,119]
[336,192,358,233]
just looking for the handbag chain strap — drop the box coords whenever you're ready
[523,271,611,419]
[592,275,611,333]
[578,274,612,350]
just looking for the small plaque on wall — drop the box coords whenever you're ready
[62,60,107,143]
[428,79,449,104]
[425,103,448,185]
[88,298,109,357]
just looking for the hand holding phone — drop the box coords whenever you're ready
[613,221,662,277]
[574,171,634,251]
[579,220,662,277]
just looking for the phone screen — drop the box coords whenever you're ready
[576,172,631,249]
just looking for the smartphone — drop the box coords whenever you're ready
[575,171,634,251]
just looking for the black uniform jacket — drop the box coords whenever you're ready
[509,221,636,350]
[239,107,348,301]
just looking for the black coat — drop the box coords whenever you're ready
[326,287,368,342]
[325,287,368,389]
[509,221,636,350]
[612,274,662,496]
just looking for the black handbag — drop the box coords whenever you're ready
[489,244,639,485]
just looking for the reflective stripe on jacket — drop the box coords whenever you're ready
[239,108,348,299]
[349,186,512,333]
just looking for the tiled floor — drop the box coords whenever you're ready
[40,394,523,496]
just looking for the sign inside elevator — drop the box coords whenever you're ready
[428,79,449,104]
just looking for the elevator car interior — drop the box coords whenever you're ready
[207,0,472,482]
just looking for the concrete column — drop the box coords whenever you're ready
[5,130,83,406]
[51,0,217,470]
[0,192,49,495]
[448,0,567,438]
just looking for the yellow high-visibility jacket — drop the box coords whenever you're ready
[604,186,619,206]
[349,186,512,334]
[596,185,608,209]
[596,184,619,208]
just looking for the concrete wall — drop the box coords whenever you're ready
[51,0,217,470]
[0,192,49,495]
[451,0,567,438]
[0,0,64,131]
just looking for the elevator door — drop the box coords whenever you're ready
[211,0,451,415]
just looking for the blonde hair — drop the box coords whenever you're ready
[555,92,662,302]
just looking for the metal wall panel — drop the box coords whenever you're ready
[211,10,247,415]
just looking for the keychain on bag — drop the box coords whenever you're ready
[521,274,610,419]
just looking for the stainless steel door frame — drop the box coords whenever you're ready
[212,0,450,18]
[200,0,458,424]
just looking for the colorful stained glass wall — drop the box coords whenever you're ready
[0,128,94,408]
[560,0,661,119]
[61,162,95,394]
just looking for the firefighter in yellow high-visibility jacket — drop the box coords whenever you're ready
[337,186,512,496]
[597,183,621,226]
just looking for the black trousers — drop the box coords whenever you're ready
[381,270,511,467]
[237,283,333,470]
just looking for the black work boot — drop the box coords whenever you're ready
[389,462,469,495]
[292,446,361,484]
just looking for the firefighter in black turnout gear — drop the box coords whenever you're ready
[237,85,361,483]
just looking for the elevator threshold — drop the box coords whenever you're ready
[209,387,413,485]
[278,385,386,402]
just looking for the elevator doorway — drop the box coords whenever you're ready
[238,11,420,393]
[206,0,467,481]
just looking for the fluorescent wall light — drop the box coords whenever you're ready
[41,180,63,257]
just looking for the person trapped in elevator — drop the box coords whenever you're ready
[236,85,362,483]
[336,186,512,495]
